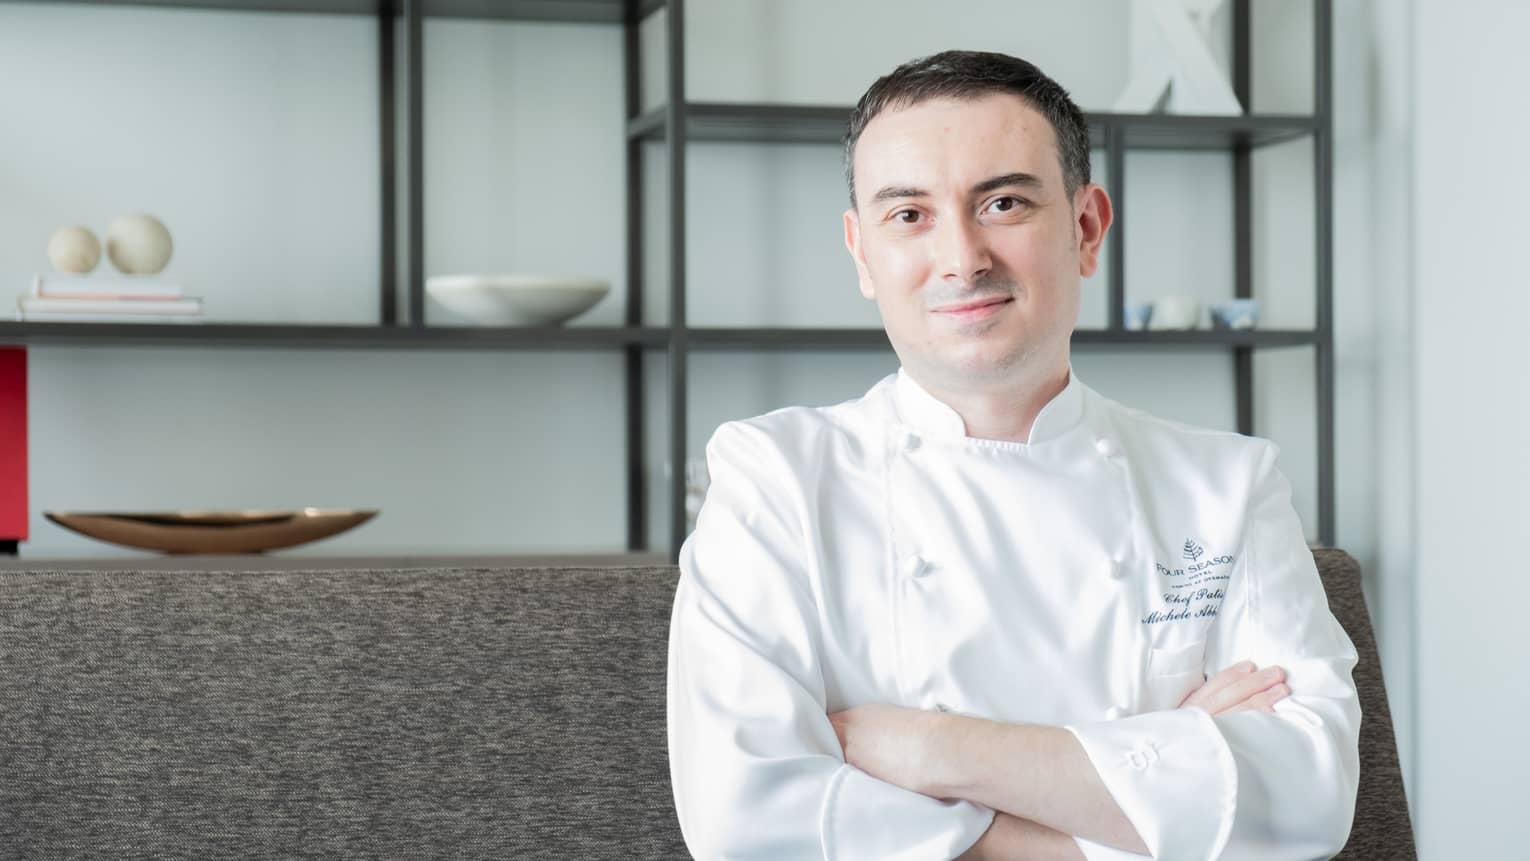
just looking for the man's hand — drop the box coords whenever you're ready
[829,707,1089,859]
[827,702,947,796]
[828,661,1293,794]
[830,660,1291,858]
[1180,660,1291,715]
[956,812,1087,861]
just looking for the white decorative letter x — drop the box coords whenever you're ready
[1114,0,1244,115]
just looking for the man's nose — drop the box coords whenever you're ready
[934,214,992,283]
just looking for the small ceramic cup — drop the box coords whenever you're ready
[1124,302,1153,331]
[1149,295,1201,330]
[1210,298,1261,330]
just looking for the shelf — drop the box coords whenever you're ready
[686,327,1319,351]
[3,0,1338,555]
[1071,328,1318,347]
[423,0,665,21]
[0,322,1317,351]
[0,321,669,350]
[1102,113,1317,150]
[629,103,1318,150]
[4,0,666,23]
[422,0,660,21]
[629,103,853,144]
[0,552,674,571]
[688,327,891,350]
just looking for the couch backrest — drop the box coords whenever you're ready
[0,553,1413,859]
[1314,548,1417,860]
[0,565,690,859]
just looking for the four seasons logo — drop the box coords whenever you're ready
[1182,538,1205,562]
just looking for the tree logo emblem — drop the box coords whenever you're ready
[1182,539,1205,562]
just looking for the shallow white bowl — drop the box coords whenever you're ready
[426,274,610,326]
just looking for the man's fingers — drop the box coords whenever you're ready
[1179,660,1256,709]
[1179,660,1289,714]
[1221,683,1292,715]
[1198,665,1286,714]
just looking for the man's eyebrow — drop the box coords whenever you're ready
[868,172,1046,205]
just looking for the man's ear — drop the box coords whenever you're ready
[1074,184,1114,278]
[843,207,877,301]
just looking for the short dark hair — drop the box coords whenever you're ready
[843,50,1091,211]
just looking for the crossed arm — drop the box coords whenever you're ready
[671,426,1357,859]
[828,660,1292,860]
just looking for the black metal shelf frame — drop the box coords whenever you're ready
[0,323,1319,351]
[0,0,1336,556]
[627,103,1319,150]
[644,0,1336,554]
[18,0,665,23]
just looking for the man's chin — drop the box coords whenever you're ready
[934,338,1051,380]
[921,353,1017,384]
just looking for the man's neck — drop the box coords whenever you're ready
[914,360,1071,444]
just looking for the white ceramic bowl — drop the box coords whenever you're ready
[426,274,610,326]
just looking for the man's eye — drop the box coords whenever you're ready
[989,196,1028,213]
[892,210,922,224]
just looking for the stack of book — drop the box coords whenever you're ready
[17,273,204,323]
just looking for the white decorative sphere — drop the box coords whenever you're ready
[47,225,102,273]
[105,213,173,275]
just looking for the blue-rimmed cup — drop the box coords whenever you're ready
[1124,302,1153,331]
[1210,298,1260,330]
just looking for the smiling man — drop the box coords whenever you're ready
[666,50,1360,860]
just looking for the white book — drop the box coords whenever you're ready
[32,272,185,300]
[16,310,205,324]
[19,296,202,315]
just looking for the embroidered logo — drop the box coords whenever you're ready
[1141,539,1236,625]
[1182,538,1205,562]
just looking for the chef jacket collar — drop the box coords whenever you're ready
[893,363,1085,445]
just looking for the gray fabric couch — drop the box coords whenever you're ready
[0,550,1413,859]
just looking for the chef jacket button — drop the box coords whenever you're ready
[1105,706,1128,720]
[1127,746,1159,770]
[901,429,922,451]
[1109,559,1129,580]
[1127,744,1159,770]
[900,553,931,578]
[1095,437,1119,458]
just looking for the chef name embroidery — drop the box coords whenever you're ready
[1141,538,1235,625]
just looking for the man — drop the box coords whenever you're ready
[666,49,1360,860]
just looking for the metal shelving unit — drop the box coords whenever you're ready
[0,0,1335,561]
[628,102,1319,149]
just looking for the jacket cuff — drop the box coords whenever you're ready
[1063,707,1237,861]
[820,763,996,860]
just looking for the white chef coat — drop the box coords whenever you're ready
[666,364,1361,860]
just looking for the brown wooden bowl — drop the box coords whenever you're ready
[44,509,379,554]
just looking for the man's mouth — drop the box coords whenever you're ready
[934,297,1012,315]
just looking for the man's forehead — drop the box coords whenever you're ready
[855,93,1061,197]
[868,171,1046,206]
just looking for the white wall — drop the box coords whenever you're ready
[1335,0,1530,853]
[1331,0,1421,816]
[1412,0,1530,855]
[0,3,637,555]
[0,0,1331,559]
